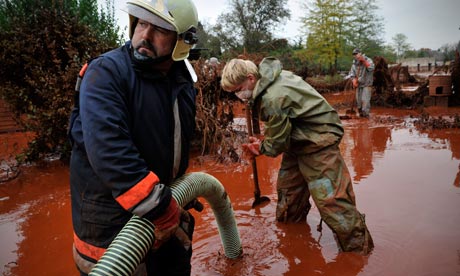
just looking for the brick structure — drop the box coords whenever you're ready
[429,75,452,96]
[0,99,21,133]
[423,75,453,107]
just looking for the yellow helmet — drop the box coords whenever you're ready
[126,0,199,61]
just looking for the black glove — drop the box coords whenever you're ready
[183,198,204,212]
[175,210,195,251]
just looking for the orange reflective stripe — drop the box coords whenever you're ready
[73,233,106,261]
[79,63,89,78]
[116,172,160,210]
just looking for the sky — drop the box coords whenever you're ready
[111,0,460,50]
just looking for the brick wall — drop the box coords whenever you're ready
[0,99,21,133]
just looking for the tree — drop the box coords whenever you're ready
[392,33,412,60]
[381,45,397,63]
[347,0,385,55]
[0,0,123,162]
[213,0,290,53]
[438,43,457,62]
[300,0,384,72]
[195,21,222,59]
[417,48,434,58]
[301,0,351,72]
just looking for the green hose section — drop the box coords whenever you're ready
[89,172,242,276]
[89,216,155,276]
[170,172,243,259]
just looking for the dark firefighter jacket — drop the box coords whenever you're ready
[68,41,196,262]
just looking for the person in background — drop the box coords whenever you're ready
[220,57,374,255]
[68,0,200,274]
[347,48,375,118]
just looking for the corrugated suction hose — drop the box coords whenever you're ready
[89,172,242,276]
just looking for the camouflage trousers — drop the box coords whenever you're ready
[276,144,374,254]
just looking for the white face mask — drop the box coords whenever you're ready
[235,89,253,100]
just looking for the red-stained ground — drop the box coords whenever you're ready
[1,91,460,275]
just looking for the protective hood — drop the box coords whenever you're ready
[253,57,282,99]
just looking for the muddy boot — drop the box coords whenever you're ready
[360,214,374,255]
[276,192,289,223]
[333,213,374,255]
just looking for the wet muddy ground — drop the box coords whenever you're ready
[1,91,460,275]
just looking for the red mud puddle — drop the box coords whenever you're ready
[188,109,460,275]
[1,97,460,275]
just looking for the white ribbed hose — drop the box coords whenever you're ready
[89,172,242,276]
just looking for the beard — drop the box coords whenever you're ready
[133,40,157,61]
[130,40,172,68]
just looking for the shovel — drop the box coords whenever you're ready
[345,88,357,116]
[345,65,361,116]
[244,101,270,208]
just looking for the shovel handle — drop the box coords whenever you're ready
[245,102,262,198]
[245,102,254,137]
[251,159,261,198]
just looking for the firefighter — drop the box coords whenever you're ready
[220,57,374,255]
[68,0,200,274]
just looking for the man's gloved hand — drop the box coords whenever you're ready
[352,78,359,88]
[152,197,181,250]
[174,210,194,251]
[357,55,370,67]
[183,198,204,212]
[242,136,261,160]
[152,198,197,251]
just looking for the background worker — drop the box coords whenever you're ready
[347,48,375,118]
[68,0,200,274]
[220,57,374,255]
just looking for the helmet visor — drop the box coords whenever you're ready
[126,3,175,32]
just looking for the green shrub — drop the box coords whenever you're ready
[0,0,123,162]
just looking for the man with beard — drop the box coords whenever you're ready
[68,0,200,274]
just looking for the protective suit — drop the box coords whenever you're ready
[253,57,374,254]
[347,53,375,117]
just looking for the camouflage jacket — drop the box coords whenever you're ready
[253,57,344,156]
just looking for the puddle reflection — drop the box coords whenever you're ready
[1,106,460,275]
